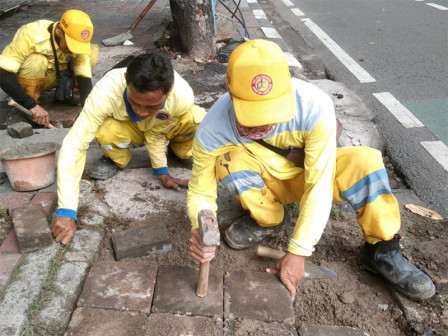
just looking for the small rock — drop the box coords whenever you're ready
[391,307,403,320]
[7,122,33,138]
[378,304,389,311]
[338,292,355,304]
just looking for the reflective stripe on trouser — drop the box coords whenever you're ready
[167,104,206,159]
[17,44,100,91]
[95,118,145,168]
[215,146,400,244]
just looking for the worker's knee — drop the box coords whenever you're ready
[215,150,262,180]
[18,54,49,78]
[339,146,385,172]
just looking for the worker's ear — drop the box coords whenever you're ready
[167,85,174,95]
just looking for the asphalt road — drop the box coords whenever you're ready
[265,0,448,215]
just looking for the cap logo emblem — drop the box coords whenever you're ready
[251,74,272,95]
[80,30,90,41]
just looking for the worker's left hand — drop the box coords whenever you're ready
[158,174,189,191]
[266,252,305,300]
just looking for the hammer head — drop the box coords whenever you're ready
[198,209,220,246]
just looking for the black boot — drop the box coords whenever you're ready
[224,207,291,250]
[89,156,118,180]
[360,235,435,300]
[167,146,193,169]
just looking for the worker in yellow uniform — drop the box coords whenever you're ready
[51,53,206,245]
[188,40,435,302]
[0,9,99,126]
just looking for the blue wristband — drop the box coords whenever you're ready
[56,208,78,222]
[152,167,169,176]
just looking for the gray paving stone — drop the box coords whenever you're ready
[64,307,147,336]
[12,204,53,252]
[7,122,33,139]
[64,229,102,263]
[0,243,59,336]
[152,265,223,318]
[146,313,224,336]
[77,261,157,314]
[297,325,369,336]
[224,319,298,336]
[0,254,21,292]
[112,222,171,261]
[224,270,294,324]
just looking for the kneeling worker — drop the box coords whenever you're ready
[0,9,99,126]
[51,53,206,245]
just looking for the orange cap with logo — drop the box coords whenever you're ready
[60,9,93,55]
[226,39,295,127]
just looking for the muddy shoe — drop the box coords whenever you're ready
[224,207,291,250]
[90,156,118,180]
[360,235,435,301]
[167,146,193,169]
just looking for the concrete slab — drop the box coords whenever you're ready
[0,228,20,253]
[77,261,157,314]
[64,307,147,336]
[224,319,298,336]
[152,265,224,318]
[146,313,224,336]
[112,222,171,260]
[12,204,53,252]
[64,229,103,263]
[297,325,369,336]
[224,270,294,324]
[0,254,21,292]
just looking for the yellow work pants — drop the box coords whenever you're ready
[95,105,204,168]
[17,44,99,91]
[215,146,400,244]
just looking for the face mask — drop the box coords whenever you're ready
[235,120,276,140]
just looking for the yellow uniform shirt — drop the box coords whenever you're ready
[187,78,337,256]
[0,20,92,78]
[56,67,195,214]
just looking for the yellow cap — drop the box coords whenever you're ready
[226,39,295,127]
[60,9,93,55]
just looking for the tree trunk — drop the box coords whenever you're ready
[169,0,216,59]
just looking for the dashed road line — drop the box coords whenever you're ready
[421,141,448,171]
[247,0,258,3]
[284,51,303,70]
[261,27,282,39]
[291,8,305,16]
[373,92,424,128]
[253,9,267,20]
[282,0,294,7]
[301,18,376,83]
[426,3,448,10]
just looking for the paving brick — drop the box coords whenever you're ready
[0,254,21,292]
[112,223,171,260]
[152,265,223,318]
[7,122,33,139]
[77,261,157,314]
[12,204,52,252]
[0,228,20,253]
[297,325,368,336]
[224,319,298,336]
[64,229,103,263]
[30,192,57,215]
[146,313,223,336]
[64,307,147,336]
[0,193,33,213]
[224,271,294,324]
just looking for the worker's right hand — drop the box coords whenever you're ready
[189,229,218,264]
[51,217,76,245]
[29,104,50,126]
[266,253,305,300]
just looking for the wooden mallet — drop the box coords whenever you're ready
[196,209,220,297]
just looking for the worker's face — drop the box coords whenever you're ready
[126,84,168,119]
[235,117,275,139]
[55,24,72,56]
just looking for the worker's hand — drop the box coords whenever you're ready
[51,217,76,245]
[189,228,218,263]
[158,174,189,191]
[266,253,305,299]
[286,148,305,168]
[29,104,50,126]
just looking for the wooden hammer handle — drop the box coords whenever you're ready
[196,261,210,297]
[8,99,56,129]
[256,245,286,260]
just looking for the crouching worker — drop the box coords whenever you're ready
[187,40,435,302]
[51,53,206,245]
[0,9,99,126]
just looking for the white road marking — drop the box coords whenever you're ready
[421,141,448,171]
[301,18,376,83]
[253,9,267,20]
[291,8,305,16]
[261,27,282,39]
[426,3,448,10]
[284,52,303,70]
[247,0,258,3]
[282,0,294,7]
[373,92,424,128]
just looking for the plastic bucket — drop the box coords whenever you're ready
[0,142,60,191]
